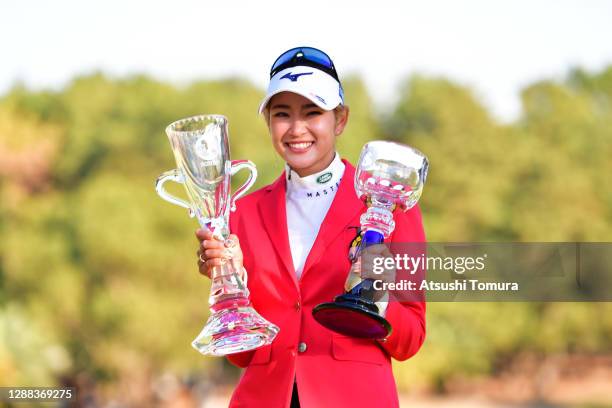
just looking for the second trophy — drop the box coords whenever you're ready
[156,114,279,356]
[313,141,428,339]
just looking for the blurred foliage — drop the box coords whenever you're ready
[1,67,611,396]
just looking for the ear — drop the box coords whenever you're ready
[334,105,350,136]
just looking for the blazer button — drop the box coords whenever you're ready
[298,342,307,353]
[295,301,301,311]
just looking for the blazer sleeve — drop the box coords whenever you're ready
[223,206,256,368]
[377,204,427,361]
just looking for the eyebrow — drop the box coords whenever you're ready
[270,103,320,110]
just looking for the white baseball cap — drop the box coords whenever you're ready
[258,65,344,114]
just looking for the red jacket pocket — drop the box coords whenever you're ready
[332,335,388,366]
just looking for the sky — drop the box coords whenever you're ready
[2,0,612,122]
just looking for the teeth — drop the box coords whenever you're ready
[288,142,313,149]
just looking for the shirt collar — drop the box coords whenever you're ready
[285,152,345,192]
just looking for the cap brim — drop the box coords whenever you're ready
[258,88,335,114]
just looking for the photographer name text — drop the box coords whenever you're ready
[373,279,519,291]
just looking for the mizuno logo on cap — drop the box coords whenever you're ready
[280,72,313,82]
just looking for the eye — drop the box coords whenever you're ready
[273,111,289,118]
[307,110,322,116]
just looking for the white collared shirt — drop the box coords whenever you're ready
[286,153,345,279]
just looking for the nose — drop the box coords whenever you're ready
[287,118,308,138]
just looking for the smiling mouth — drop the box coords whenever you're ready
[285,141,314,151]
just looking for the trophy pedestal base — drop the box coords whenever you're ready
[192,298,279,356]
[312,295,391,340]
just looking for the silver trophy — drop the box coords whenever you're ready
[313,141,428,339]
[156,114,279,356]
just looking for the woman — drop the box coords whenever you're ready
[196,47,426,407]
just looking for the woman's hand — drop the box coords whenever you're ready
[360,243,396,312]
[361,244,397,285]
[195,228,244,278]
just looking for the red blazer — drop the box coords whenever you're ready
[226,159,426,408]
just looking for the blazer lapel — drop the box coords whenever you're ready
[258,172,299,289]
[300,160,365,280]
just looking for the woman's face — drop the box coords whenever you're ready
[267,92,348,177]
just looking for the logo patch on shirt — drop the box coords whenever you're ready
[305,180,340,199]
[316,172,333,184]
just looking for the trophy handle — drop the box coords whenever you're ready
[229,160,257,212]
[155,169,194,217]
